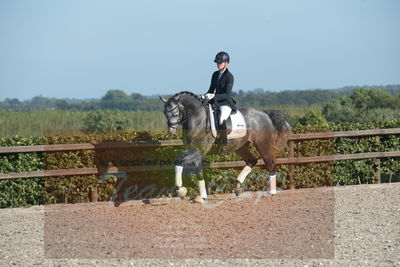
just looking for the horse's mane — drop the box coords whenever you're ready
[171,91,203,103]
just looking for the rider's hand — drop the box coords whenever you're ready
[203,93,215,100]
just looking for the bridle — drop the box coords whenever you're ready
[166,104,186,129]
[164,95,209,131]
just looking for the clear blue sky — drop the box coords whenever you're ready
[1,0,399,100]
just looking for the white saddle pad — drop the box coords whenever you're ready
[209,104,247,139]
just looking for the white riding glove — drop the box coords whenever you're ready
[201,93,215,100]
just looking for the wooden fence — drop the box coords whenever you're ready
[1,128,400,188]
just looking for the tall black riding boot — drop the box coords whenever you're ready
[217,123,228,153]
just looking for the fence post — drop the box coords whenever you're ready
[375,136,381,184]
[288,140,295,189]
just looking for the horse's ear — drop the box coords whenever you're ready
[159,96,167,103]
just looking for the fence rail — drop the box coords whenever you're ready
[0,140,183,154]
[1,128,399,155]
[1,128,399,182]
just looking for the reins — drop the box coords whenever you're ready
[201,100,211,134]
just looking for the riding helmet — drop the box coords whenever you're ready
[214,51,230,64]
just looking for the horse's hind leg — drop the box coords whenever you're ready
[196,170,208,202]
[234,144,258,196]
[254,140,277,195]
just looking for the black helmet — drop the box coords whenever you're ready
[214,51,230,64]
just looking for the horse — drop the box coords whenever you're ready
[160,91,291,202]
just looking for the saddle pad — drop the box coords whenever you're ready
[209,105,247,139]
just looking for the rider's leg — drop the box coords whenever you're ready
[219,105,232,125]
[218,105,232,145]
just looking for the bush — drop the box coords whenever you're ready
[0,136,46,208]
[322,88,400,123]
[82,110,130,130]
[291,120,400,187]
[297,110,328,126]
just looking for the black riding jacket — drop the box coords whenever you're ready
[207,68,237,110]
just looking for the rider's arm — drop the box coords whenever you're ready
[206,72,218,94]
[225,72,234,98]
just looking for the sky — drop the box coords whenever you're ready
[0,0,399,100]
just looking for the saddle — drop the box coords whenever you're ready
[208,104,247,139]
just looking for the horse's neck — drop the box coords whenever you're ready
[179,95,207,129]
[179,95,202,114]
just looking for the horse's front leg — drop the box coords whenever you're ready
[175,149,205,201]
[174,165,187,198]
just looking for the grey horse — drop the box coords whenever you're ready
[160,91,291,202]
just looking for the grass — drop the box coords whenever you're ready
[0,110,166,137]
[0,104,320,137]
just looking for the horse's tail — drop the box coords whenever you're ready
[264,110,292,151]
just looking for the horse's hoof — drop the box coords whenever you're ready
[193,195,205,203]
[235,188,243,196]
[176,186,187,198]
[269,189,277,195]
[234,181,243,196]
[113,201,123,207]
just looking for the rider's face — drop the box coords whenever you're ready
[217,62,228,72]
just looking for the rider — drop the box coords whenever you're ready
[202,51,237,146]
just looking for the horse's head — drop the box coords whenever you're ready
[160,91,204,135]
[160,96,182,135]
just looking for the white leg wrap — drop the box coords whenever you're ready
[269,174,277,195]
[175,165,183,187]
[198,180,207,199]
[237,166,252,184]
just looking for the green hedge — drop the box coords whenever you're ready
[291,120,400,187]
[0,121,399,208]
[0,136,46,208]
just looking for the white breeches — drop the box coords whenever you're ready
[219,105,232,125]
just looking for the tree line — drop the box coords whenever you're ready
[1,84,399,112]
[0,85,399,136]
[296,88,400,126]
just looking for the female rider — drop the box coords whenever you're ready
[202,51,237,146]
